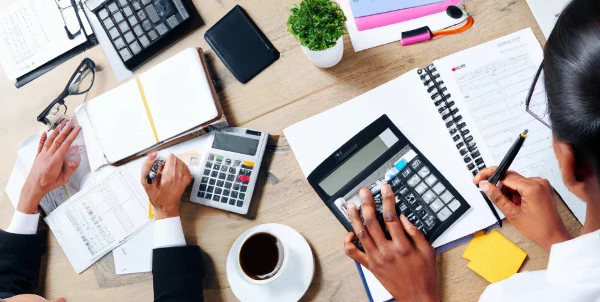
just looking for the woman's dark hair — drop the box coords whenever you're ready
[544,0,600,179]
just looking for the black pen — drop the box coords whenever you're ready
[146,159,164,184]
[489,129,528,185]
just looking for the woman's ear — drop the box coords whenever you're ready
[553,137,596,199]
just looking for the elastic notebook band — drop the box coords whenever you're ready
[136,78,159,143]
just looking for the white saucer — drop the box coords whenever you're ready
[226,223,315,302]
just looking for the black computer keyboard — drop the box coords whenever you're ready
[93,0,200,69]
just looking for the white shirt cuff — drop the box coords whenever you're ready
[153,216,186,249]
[6,210,40,235]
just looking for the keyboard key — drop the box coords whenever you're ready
[220,196,228,203]
[407,175,421,187]
[113,37,126,49]
[98,8,109,19]
[119,48,132,61]
[430,199,444,212]
[448,199,461,212]
[146,5,161,23]
[134,25,144,36]
[440,191,453,203]
[139,35,150,47]
[236,200,244,207]
[155,23,168,35]
[422,190,436,204]
[432,183,445,195]
[415,182,428,195]
[437,207,452,221]
[123,6,133,16]
[425,174,438,186]
[109,27,120,39]
[108,2,119,12]
[124,31,135,43]
[417,166,430,178]
[114,11,124,23]
[118,21,130,33]
[103,17,114,28]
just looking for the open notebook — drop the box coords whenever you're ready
[284,28,585,301]
[77,48,224,170]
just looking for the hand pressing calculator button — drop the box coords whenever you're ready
[190,128,268,215]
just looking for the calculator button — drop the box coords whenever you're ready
[223,189,230,196]
[239,193,245,200]
[205,193,212,199]
[108,2,119,12]
[209,179,216,185]
[233,183,241,190]
[410,159,422,170]
[156,23,168,35]
[241,185,248,192]
[142,0,152,4]
[414,183,428,195]
[130,41,141,54]
[220,197,228,203]
[417,166,430,178]
[128,15,139,26]
[425,174,438,186]
[203,169,210,176]
[440,191,453,203]
[229,199,236,205]
[133,25,144,36]
[432,183,445,195]
[417,208,427,218]
[213,164,220,170]
[114,11,124,23]
[146,5,161,23]
[225,182,232,189]
[118,0,128,6]
[238,175,250,183]
[99,8,109,19]
[448,199,461,212]
[206,186,214,193]
[197,191,204,198]
[229,167,236,174]
[430,199,444,212]
[407,213,419,224]
[422,190,436,204]
[167,15,180,28]
[219,173,226,179]
[236,200,244,207]
[123,6,133,16]
[119,48,132,61]
[200,177,208,184]
[398,186,410,196]
[407,175,421,187]
[225,159,232,165]
[103,18,114,28]
[113,37,125,50]
[109,27,120,39]
[221,166,228,172]
[215,188,222,195]
[404,193,417,205]
[227,174,235,181]
[199,184,206,191]
[124,31,135,43]
[205,162,212,168]
[423,215,436,229]
[139,36,150,47]
[211,171,218,177]
[398,202,408,212]
[437,208,452,221]
[208,154,214,160]
[217,180,224,187]
[212,195,220,201]
[401,169,412,179]
[215,155,223,162]
[231,191,238,198]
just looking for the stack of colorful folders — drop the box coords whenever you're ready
[349,0,461,31]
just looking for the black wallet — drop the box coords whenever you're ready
[204,5,280,83]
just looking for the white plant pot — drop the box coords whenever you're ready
[301,37,344,68]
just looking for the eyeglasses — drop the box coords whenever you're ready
[37,58,96,128]
[56,0,85,39]
[524,62,552,129]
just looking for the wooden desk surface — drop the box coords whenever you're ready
[0,0,582,301]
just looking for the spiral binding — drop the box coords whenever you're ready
[418,65,486,176]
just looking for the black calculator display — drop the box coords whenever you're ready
[307,115,470,244]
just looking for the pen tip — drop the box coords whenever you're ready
[521,129,528,138]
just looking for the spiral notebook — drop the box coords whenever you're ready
[285,28,586,301]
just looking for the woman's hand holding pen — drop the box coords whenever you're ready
[19,120,81,214]
[344,184,439,302]
[475,167,571,252]
[141,153,192,220]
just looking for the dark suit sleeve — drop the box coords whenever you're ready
[152,246,205,302]
[0,229,44,299]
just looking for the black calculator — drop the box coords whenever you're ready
[307,115,470,245]
[88,0,201,69]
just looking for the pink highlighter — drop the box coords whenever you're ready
[401,6,474,46]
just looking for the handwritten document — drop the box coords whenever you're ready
[0,0,86,80]
[45,169,150,274]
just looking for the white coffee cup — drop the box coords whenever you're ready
[237,230,288,285]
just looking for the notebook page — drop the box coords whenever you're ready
[0,0,86,80]
[433,28,586,222]
[140,48,218,141]
[84,80,156,163]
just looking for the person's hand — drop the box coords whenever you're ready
[141,153,192,220]
[475,167,571,251]
[344,184,439,302]
[18,120,81,214]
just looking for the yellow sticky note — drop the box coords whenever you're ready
[148,202,155,220]
[462,230,527,283]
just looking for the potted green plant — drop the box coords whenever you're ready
[287,0,347,68]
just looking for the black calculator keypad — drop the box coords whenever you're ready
[195,153,255,208]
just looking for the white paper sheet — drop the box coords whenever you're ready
[526,0,572,39]
[113,222,154,275]
[0,0,87,80]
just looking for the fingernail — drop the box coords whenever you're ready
[385,212,395,222]
[399,214,409,225]
[479,180,490,194]
[149,153,157,159]
[68,161,77,167]
[381,184,392,196]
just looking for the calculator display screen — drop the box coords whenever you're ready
[319,129,399,195]
[212,133,259,156]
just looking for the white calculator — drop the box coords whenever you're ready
[190,127,268,215]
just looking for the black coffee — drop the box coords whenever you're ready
[239,233,280,280]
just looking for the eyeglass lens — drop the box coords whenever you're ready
[526,65,552,128]
[68,64,94,94]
